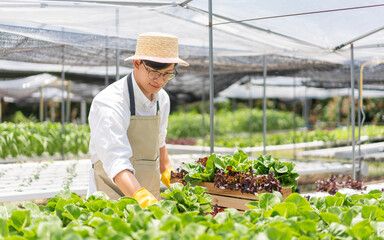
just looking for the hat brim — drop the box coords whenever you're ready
[124,55,189,66]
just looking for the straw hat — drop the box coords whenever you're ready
[124,32,189,66]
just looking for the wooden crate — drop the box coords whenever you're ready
[198,182,292,211]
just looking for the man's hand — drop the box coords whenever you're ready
[161,167,175,188]
[133,188,158,208]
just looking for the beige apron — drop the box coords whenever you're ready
[93,73,161,200]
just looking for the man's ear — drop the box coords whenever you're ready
[133,60,141,69]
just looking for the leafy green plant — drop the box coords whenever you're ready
[160,183,212,214]
[199,125,384,148]
[16,163,49,192]
[0,122,90,159]
[3,189,384,239]
[167,108,304,139]
[1,121,383,160]
[11,111,37,123]
[62,163,78,190]
[253,154,300,190]
[175,150,299,191]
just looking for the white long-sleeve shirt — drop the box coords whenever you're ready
[87,73,170,196]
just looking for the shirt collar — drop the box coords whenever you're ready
[131,73,159,109]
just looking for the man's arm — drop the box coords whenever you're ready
[113,170,141,197]
[160,146,172,174]
[114,170,158,208]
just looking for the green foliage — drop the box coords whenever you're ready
[160,183,212,214]
[1,120,383,160]
[0,122,90,159]
[181,154,218,185]
[201,125,384,148]
[246,191,282,210]
[179,150,299,190]
[319,97,384,126]
[2,189,384,239]
[167,108,304,139]
[11,111,37,124]
[254,154,300,190]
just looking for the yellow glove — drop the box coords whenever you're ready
[161,167,175,188]
[132,188,158,209]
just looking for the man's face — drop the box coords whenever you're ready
[133,60,176,99]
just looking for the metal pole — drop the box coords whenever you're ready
[293,77,297,160]
[44,97,48,121]
[248,77,253,152]
[358,62,368,180]
[209,0,214,154]
[202,77,206,152]
[350,44,356,180]
[334,25,384,51]
[106,49,109,87]
[115,8,120,82]
[347,87,350,139]
[337,96,341,127]
[262,55,267,155]
[61,45,65,160]
[302,89,306,123]
[303,87,308,147]
[81,100,86,125]
[105,37,109,87]
[358,64,362,173]
[50,100,55,122]
[0,96,2,123]
[40,87,44,122]
[307,98,312,128]
[66,81,71,123]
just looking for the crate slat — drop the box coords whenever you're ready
[198,182,292,200]
[200,182,292,211]
[210,194,251,211]
[198,182,258,199]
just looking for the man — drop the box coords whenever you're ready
[87,32,189,208]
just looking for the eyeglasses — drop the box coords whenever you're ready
[142,62,177,81]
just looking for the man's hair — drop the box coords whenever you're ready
[142,60,177,70]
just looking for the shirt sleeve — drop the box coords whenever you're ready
[158,93,170,148]
[88,103,135,182]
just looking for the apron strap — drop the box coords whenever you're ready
[127,73,136,116]
[127,73,160,115]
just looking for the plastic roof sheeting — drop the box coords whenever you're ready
[190,0,384,63]
[0,73,58,99]
[0,60,133,76]
[0,2,283,56]
[0,73,103,102]
[1,0,383,65]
